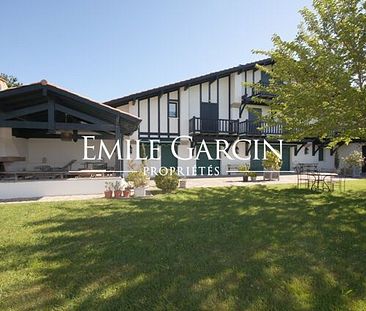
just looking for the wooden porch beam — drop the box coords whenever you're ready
[294,142,307,156]
[115,115,123,176]
[246,141,253,154]
[0,103,48,121]
[48,100,55,133]
[0,120,115,131]
[55,123,115,131]
[54,103,111,125]
[330,142,345,156]
[312,141,321,156]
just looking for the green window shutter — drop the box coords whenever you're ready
[141,143,158,159]
[318,148,324,161]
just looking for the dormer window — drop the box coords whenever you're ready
[169,101,178,118]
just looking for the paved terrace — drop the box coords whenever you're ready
[2,175,361,204]
[0,175,301,203]
[175,174,298,189]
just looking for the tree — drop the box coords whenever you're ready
[250,0,366,145]
[0,73,22,88]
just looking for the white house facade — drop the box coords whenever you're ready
[0,59,365,185]
[104,59,366,176]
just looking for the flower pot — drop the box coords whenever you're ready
[104,190,113,199]
[134,187,146,197]
[242,175,249,182]
[264,171,280,181]
[179,180,187,188]
[123,190,131,198]
[352,166,361,178]
[250,176,257,182]
[114,190,122,198]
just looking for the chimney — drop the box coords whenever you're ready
[0,76,8,91]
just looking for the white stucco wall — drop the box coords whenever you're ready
[0,177,123,200]
[188,85,200,119]
[292,143,335,171]
[0,128,28,171]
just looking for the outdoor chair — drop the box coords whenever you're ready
[295,166,310,189]
[52,159,77,172]
[329,174,346,192]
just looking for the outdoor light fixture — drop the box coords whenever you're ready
[72,130,78,142]
[60,131,73,141]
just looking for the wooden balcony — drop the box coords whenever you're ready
[189,117,239,135]
[189,117,282,136]
[238,120,282,136]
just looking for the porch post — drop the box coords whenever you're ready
[115,116,124,177]
[47,99,56,134]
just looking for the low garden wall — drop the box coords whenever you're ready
[0,177,122,200]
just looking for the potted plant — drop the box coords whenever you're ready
[262,151,282,181]
[179,176,187,188]
[343,151,364,177]
[104,181,113,199]
[248,171,257,181]
[113,181,122,198]
[126,170,149,197]
[123,184,133,198]
[238,164,250,182]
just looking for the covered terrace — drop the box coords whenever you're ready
[0,80,140,199]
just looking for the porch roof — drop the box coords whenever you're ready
[0,80,141,138]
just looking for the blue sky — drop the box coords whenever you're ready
[0,0,311,102]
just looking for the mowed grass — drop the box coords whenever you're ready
[1,181,366,311]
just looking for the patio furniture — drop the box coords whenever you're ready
[296,169,310,189]
[296,163,318,173]
[0,171,67,181]
[329,174,346,192]
[305,172,339,191]
[263,170,280,181]
[227,164,240,175]
[68,170,115,178]
[295,164,318,189]
[53,159,77,172]
[83,160,107,170]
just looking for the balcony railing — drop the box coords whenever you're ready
[189,117,239,135]
[238,120,282,136]
[189,117,282,136]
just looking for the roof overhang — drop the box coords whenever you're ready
[0,81,141,138]
[104,58,274,107]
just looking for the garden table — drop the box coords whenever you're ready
[305,172,338,191]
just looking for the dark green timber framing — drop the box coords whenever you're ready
[0,82,140,140]
[104,58,273,107]
[250,144,291,172]
[161,143,178,169]
[196,144,220,176]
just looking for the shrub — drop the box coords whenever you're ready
[154,168,179,193]
[126,170,149,188]
[238,164,250,175]
[248,171,257,178]
[343,151,364,168]
[262,151,282,171]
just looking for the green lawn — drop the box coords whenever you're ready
[1,181,366,311]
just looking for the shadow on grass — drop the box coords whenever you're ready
[1,186,366,310]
